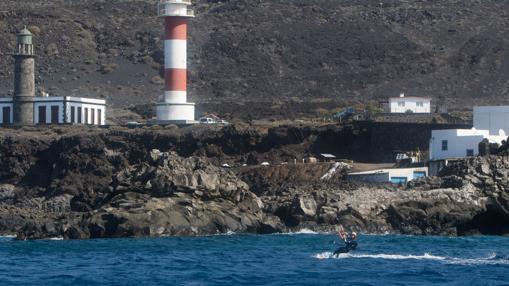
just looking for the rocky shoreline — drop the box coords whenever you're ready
[0,126,508,239]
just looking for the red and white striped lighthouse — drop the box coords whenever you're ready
[157,0,195,123]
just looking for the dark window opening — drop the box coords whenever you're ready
[38,106,46,124]
[91,109,95,125]
[2,107,10,124]
[77,107,82,123]
[98,109,102,126]
[84,108,89,124]
[441,140,448,151]
[51,106,59,124]
[71,106,75,124]
[467,149,475,157]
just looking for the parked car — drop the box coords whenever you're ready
[199,117,216,124]
[260,162,270,166]
[126,121,141,126]
[222,163,231,168]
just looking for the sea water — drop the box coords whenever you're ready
[0,233,508,285]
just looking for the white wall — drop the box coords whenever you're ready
[34,98,106,125]
[34,102,64,124]
[390,97,431,113]
[348,167,428,183]
[474,106,509,136]
[429,129,506,161]
[66,103,106,125]
[157,103,195,122]
[386,167,428,180]
[159,3,189,16]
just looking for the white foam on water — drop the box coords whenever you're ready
[45,237,64,241]
[291,229,319,235]
[0,235,16,239]
[270,229,322,236]
[314,252,509,265]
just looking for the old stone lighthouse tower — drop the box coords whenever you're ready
[13,26,35,125]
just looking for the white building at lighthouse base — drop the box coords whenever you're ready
[156,102,196,124]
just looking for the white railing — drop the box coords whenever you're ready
[158,8,195,17]
[158,0,192,5]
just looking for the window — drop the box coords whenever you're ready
[416,102,424,107]
[98,109,102,126]
[38,106,46,124]
[51,106,59,124]
[466,149,474,157]
[84,108,89,124]
[71,106,75,123]
[77,107,82,123]
[441,140,448,151]
[2,107,10,124]
[413,171,426,179]
[391,177,407,184]
[398,102,405,107]
[91,109,95,125]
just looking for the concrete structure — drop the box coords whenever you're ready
[429,129,506,161]
[389,93,431,114]
[429,106,509,161]
[0,98,13,124]
[0,27,107,126]
[156,0,196,124]
[0,96,106,125]
[348,167,428,184]
[13,26,36,125]
[34,97,106,125]
[473,106,509,136]
[319,154,337,162]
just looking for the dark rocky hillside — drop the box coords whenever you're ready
[1,0,509,114]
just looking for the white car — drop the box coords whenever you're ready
[222,164,231,168]
[199,117,216,124]
[260,162,270,166]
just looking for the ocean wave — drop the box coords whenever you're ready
[44,237,64,241]
[314,252,509,265]
[0,235,16,239]
[291,229,320,235]
[270,229,322,235]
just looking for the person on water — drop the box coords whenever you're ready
[334,226,358,255]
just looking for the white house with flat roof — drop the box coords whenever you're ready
[348,167,428,184]
[389,93,431,114]
[429,106,509,161]
[429,129,506,161]
[0,96,106,125]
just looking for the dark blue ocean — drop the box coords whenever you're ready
[0,232,508,285]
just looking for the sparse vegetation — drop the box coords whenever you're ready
[99,63,119,74]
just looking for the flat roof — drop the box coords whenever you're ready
[474,106,509,111]
[349,167,428,176]
[320,154,336,158]
[38,96,106,104]
[0,96,106,105]
[389,96,432,101]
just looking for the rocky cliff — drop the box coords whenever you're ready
[0,126,508,239]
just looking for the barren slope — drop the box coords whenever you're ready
[1,0,509,114]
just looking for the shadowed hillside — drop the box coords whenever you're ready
[1,0,509,115]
